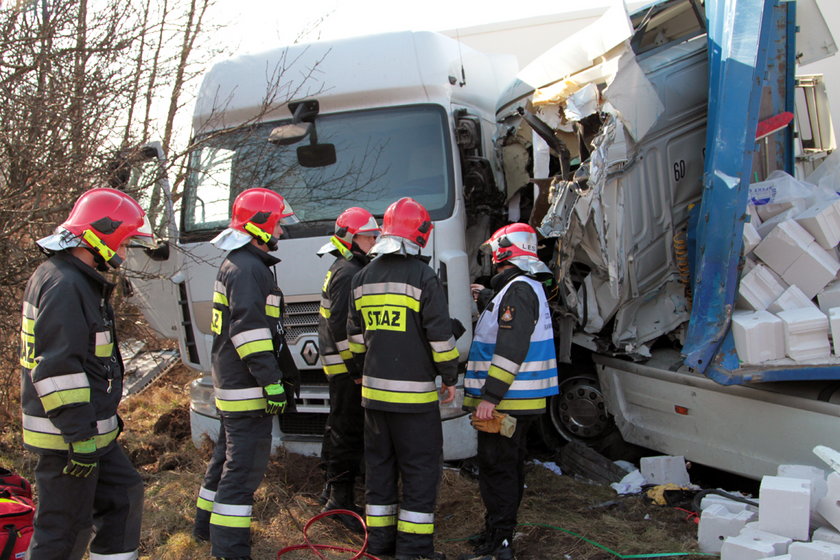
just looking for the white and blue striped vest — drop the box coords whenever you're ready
[464,276,559,413]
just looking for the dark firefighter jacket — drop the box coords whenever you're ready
[211,243,287,416]
[318,246,369,380]
[347,253,459,413]
[20,252,123,456]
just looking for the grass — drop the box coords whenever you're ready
[0,364,703,560]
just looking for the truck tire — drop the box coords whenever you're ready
[538,374,643,461]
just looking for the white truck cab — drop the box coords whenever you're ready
[126,31,518,460]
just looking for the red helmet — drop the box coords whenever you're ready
[230,188,298,249]
[334,207,380,248]
[61,188,154,268]
[381,197,433,248]
[483,223,540,265]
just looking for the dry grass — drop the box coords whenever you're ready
[0,364,703,560]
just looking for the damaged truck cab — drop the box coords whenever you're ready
[503,0,840,478]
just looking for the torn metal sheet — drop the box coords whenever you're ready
[564,83,601,122]
[603,49,665,142]
[516,1,633,90]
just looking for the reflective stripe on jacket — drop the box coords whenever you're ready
[211,244,284,415]
[20,252,124,455]
[317,249,367,379]
[464,274,559,414]
[347,254,458,412]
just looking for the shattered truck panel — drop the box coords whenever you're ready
[496,0,708,357]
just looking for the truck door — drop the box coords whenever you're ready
[118,141,182,340]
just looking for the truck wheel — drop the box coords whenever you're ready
[548,375,613,443]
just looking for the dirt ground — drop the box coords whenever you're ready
[0,364,707,560]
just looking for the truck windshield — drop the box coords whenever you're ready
[182,104,453,237]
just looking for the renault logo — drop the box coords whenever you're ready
[301,340,319,366]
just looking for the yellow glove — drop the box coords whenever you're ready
[470,411,517,438]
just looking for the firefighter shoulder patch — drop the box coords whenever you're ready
[500,305,514,323]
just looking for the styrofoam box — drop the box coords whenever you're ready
[768,285,818,313]
[831,308,840,356]
[732,310,785,364]
[796,197,840,250]
[748,203,764,227]
[744,222,762,255]
[759,207,808,238]
[755,220,815,276]
[819,280,840,314]
[777,307,831,361]
[780,240,840,299]
[758,198,809,221]
[738,264,788,311]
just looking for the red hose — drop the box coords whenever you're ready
[276,508,382,559]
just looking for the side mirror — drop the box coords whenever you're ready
[269,123,312,146]
[298,144,336,167]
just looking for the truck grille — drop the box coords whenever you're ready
[279,413,327,436]
[284,301,319,344]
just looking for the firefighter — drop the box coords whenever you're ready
[21,188,155,560]
[193,188,299,560]
[316,207,380,530]
[462,223,559,560]
[347,197,459,560]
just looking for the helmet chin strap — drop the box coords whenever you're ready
[244,221,279,251]
[82,229,123,268]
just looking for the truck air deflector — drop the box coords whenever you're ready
[682,0,784,375]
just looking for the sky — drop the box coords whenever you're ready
[211,0,629,56]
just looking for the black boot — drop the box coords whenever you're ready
[321,481,364,533]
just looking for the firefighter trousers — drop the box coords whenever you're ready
[320,374,364,483]
[476,414,536,538]
[364,408,442,558]
[194,413,273,559]
[27,443,143,560]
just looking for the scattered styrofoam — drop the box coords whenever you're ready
[818,472,840,532]
[788,541,840,560]
[777,465,828,511]
[758,476,811,540]
[699,504,757,553]
[819,281,840,314]
[738,264,789,311]
[768,285,818,313]
[796,198,840,250]
[640,455,690,486]
[745,222,763,255]
[748,204,764,228]
[721,527,792,560]
[831,308,840,356]
[777,308,831,361]
[732,310,786,364]
[780,241,840,300]
[755,220,816,277]
[759,207,810,238]
[758,198,809,222]
[813,526,840,546]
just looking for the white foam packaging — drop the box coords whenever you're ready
[820,281,840,313]
[744,222,763,255]
[831,308,840,356]
[754,220,817,276]
[768,285,818,313]
[732,310,785,364]
[780,241,840,299]
[796,197,840,250]
[777,307,831,361]
[738,264,788,311]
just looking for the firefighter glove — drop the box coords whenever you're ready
[470,411,517,438]
[264,382,287,414]
[63,438,97,478]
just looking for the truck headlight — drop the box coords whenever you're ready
[190,376,218,418]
